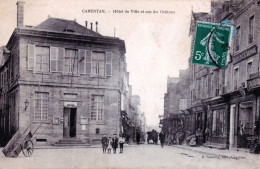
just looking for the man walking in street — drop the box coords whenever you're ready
[101,134,108,154]
[111,134,118,154]
[159,131,165,148]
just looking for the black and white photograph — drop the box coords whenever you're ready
[0,0,260,169]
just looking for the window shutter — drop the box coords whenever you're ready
[106,52,112,76]
[50,47,57,72]
[86,50,91,74]
[57,48,64,72]
[78,49,86,74]
[28,45,35,70]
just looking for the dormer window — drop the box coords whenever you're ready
[63,29,75,33]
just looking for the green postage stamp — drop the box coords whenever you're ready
[192,21,232,68]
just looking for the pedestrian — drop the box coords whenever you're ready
[119,134,125,153]
[136,131,140,144]
[107,137,112,154]
[101,134,108,154]
[159,131,165,148]
[111,134,118,154]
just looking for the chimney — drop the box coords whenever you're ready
[85,21,88,28]
[90,22,93,31]
[16,1,25,28]
[96,21,98,33]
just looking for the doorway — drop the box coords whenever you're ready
[63,108,77,138]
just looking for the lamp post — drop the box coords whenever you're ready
[24,99,29,111]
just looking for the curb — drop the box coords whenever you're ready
[33,144,138,149]
[172,145,250,158]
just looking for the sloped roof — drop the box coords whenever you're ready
[34,17,101,37]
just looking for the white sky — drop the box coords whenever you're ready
[0,0,211,127]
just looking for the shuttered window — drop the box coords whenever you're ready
[78,49,86,74]
[35,46,50,72]
[106,52,112,76]
[91,52,105,76]
[50,47,64,72]
[28,45,35,70]
[78,49,92,74]
[64,49,78,74]
[86,51,92,74]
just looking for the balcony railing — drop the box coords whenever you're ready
[249,72,260,79]
[247,72,260,91]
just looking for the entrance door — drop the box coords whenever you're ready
[63,108,77,138]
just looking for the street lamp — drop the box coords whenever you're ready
[24,99,29,111]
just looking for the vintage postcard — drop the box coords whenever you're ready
[0,0,259,169]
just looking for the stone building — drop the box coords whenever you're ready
[187,0,260,149]
[0,46,11,146]
[162,70,191,144]
[0,1,129,146]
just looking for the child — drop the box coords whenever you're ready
[107,137,112,154]
[119,134,125,153]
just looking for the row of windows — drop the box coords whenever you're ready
[34,92,104,122]
[235,15,254,52]
[193,60,253,101]
[28,45,113,76]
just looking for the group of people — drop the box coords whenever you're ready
[101,134,125,154]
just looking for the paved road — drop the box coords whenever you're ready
[0,144,259,169]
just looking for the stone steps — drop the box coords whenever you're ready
[53,138,91,147]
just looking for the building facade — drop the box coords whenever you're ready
[189,0,260,149]
[0,1,132,146]
[161,0,260,151]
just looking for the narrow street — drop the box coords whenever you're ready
[0,144,259,169]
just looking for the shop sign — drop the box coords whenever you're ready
[247,76,260,91]
[64,101,77,107]
[233,45,257,64]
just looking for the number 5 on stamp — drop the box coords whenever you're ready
[192,21,232,68]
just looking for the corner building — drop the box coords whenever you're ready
[4,2,126,146]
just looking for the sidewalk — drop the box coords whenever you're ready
[0,143,137,150]
[172,144,259,159]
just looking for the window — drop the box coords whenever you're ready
[78,50,91,74]
[90,95,104,122]
[106,52,112,76]
[234,67,239,90]
[35,92,49,121]
[64,49,78,74]
[247,62,253,79]
[204,75,208,98]
[92,52,105,76]
[249,16,254,44]
[35,46,50,72]
[50,47,64,72]
[235,26,240,51]
[212,109,226,137]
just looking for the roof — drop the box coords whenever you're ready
[33,17,101,37]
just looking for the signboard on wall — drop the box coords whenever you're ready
[64,101,77,107]
[81,117,88,125]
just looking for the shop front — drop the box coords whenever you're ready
[228,92,258,150]
[206,104,228,148]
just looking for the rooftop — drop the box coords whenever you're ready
[33,17,101,37]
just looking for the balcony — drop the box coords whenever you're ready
[247,72,260,91]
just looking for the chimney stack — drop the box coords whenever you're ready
[85,21,88,28]
[16,1,25,28]
[90,22,93,31]
[96,21,98,33]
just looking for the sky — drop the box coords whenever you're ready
[0,0,211,127]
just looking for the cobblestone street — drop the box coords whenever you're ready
[0,144,259,169]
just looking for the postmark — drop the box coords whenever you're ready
[192,21,232,68]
